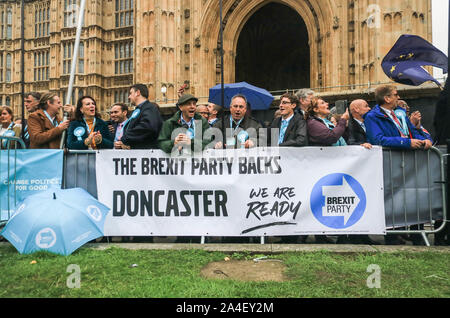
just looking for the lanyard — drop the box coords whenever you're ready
[230,117,244,136]
[181,114,195,139]
[392,109,410,137]
[83,117,96,134]
[44,111,58,127]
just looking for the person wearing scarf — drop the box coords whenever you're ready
[67,96,113,150]
[0,106,22,149]
[305,97,349,146]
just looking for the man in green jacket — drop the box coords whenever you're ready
[158,94,210,154]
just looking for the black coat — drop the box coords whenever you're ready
[433,77,449,145]
[347,117,367,145]
[213,114,265,148]
[121,100,163,149]
[269,113,308,147]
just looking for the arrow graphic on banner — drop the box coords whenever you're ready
[321,177,360,226]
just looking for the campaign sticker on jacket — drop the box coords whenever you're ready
[130,108,141,119]
[74,127,86,141]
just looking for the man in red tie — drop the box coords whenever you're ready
[364,85,433,246]
[364,85,432,149]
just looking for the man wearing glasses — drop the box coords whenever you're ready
[364,85,432,150]
[269,93,307,147]
[196,104,210,120]
[213,94,264,149]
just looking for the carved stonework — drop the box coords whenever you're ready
[0,0,434,114]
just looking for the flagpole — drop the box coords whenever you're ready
[60,0,87,149]
[219,0,226,144]
[20,0,25,143]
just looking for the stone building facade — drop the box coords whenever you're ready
[0,0,433,117]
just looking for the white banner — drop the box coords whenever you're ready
[96,147,386,236]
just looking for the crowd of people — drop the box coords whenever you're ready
[0,83,436,154]
[0,81,448,245]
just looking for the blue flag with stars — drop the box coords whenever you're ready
[381,34,448,86]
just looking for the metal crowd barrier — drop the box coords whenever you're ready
[1,145,448,246]
[382,146,447,246]
[0,136,26,227]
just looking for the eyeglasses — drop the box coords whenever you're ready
[280,101,292,105]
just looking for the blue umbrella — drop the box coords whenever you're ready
[208,82,274,110]
[0,187,110,256]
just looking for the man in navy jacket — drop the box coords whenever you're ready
[365,85,432,149]
[116,84,163,149]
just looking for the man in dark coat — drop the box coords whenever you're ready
[347,99,372,149]
[22,92,41,148]
[213,94,265,149]
[269,93,307,147]
[433,77,449,245]
[116,84,163,149]
[433,77,449,145]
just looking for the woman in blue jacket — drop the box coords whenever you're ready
[67,96,113,150]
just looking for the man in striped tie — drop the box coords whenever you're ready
[22,92,41,148]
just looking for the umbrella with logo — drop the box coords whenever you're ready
[208,82,274,110]
[0,187,110,256]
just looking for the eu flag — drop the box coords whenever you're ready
[381,34,448,86]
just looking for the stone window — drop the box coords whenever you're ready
[62,41,84,74]
[114,41,133,74]
[5,53,11,82]
[115,0,134,28]
[0,54,3,82]
[114,89,129,103]
[34,51,50,81]
[61,90,75,105]
[64,0,78,28]
[0,6,13,39]
[35,4,50,37]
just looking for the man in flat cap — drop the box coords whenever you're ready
[158,94,210,154]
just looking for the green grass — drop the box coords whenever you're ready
[0,244,449,298]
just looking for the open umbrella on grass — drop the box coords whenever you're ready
[0,187,110,256]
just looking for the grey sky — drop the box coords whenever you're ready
[432,0,448,80]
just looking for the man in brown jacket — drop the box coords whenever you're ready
[28,93,70,149]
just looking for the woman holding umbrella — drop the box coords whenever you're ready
[67,96,113,150]
[0,106,22,149]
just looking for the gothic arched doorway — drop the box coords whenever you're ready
[235,2,310,92]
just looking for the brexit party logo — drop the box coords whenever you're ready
[310,173,366,229]
[35,227,57,249]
